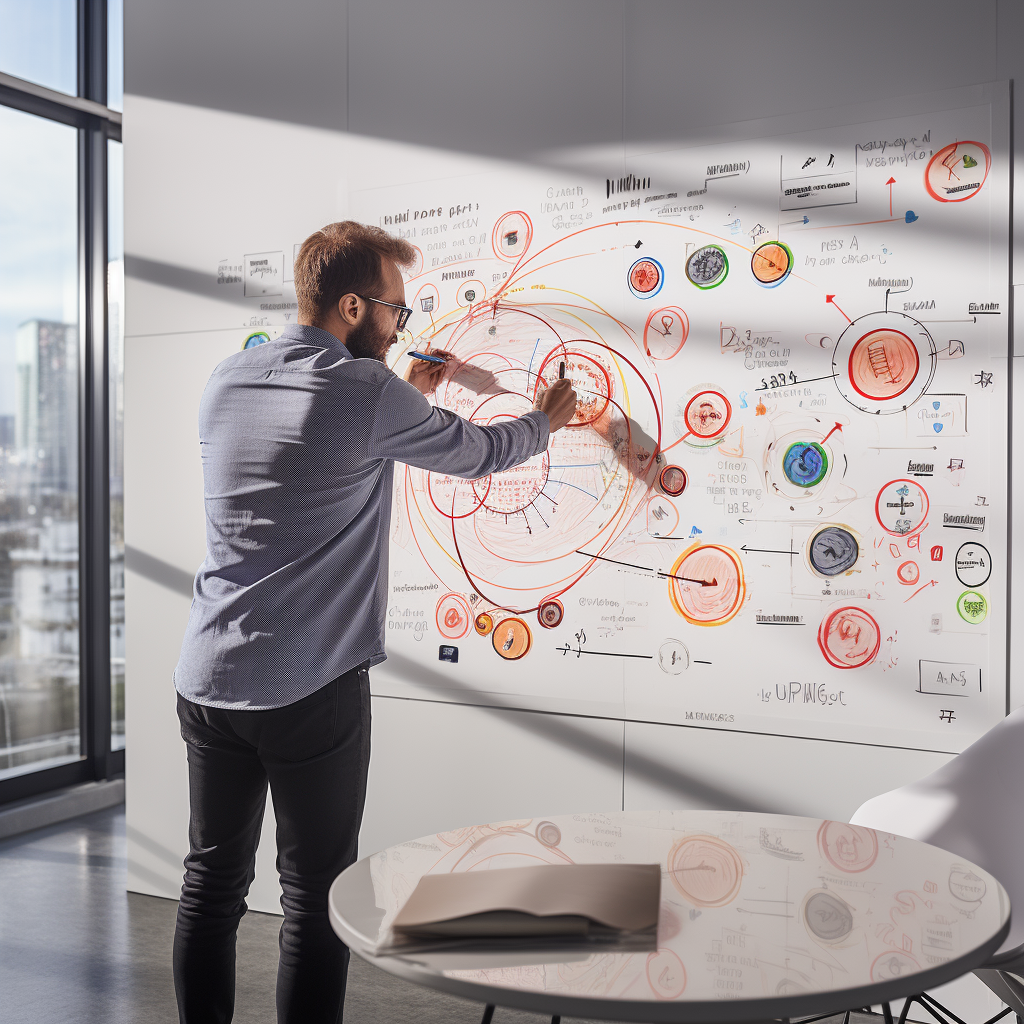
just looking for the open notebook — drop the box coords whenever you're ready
[379,863,661,955]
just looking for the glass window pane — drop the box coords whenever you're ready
[0,0,77,96]
[108,139,124,751]
[107,0,123,112]
[0,106,80,780]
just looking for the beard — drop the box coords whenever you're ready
[345,307,395,362]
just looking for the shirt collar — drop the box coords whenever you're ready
[277,323,353,359]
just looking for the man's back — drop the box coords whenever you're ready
[174,323,549,709]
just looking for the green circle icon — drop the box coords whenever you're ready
[957,590,988,624]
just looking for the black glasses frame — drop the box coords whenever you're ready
[358,294,413,332]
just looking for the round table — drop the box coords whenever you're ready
[328,811,1010,1023]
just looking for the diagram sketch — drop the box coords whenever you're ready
[344,93,1010,752]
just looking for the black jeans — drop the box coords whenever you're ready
[173,664,371,1024]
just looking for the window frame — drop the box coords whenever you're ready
[0,0,123,804]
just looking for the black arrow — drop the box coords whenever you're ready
[577,550,717,586]
[658,570,718,587]
[741,545,798,556]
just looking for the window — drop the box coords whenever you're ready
[0,0,77,96]
[0,1,123,801]
[0,107,80,779]
[108,137,123,751]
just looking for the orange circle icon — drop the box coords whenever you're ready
[667,834,744,906]
[751,241,792,285]
[668,545,745,626]
[492,617,532,660]
[474,612,494,636]
[817,821,878,873]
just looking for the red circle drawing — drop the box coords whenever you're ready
[871,951,920,982]
[474,612,494,636]
[428,471,489,519]
[875,478,929,537]
[667,834,744,906]
[646,949,687,1000]
[817,607,881,669]
[848,329,920,401]
[644,306,689,360]
[925,141,991,203]
[435,593,472,639]
[629,259,662,295]
[897,560,920,585]
[817,821,879,873]
[668,545,745,626]
[537,598,564,629]
[536,349,613,426]
[684,391,732,439]
[659,465,687,497]
[492,211,533,261]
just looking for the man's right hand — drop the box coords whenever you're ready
[534,378,578,432]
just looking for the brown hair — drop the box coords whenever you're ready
[294,221,416,325]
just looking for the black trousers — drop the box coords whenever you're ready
[173,664,371,1024]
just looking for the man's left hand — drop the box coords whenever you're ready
[404,349,453,394]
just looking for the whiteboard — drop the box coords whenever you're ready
[349,83,1010,753]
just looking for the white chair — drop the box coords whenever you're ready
[851,707,1024,1024]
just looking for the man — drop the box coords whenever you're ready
[171,220,577,1024]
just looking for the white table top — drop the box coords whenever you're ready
[328,810,1010,1022]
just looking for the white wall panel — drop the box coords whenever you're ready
[624,720,953,822]
[360,697,624,857]
[621,1,999,150]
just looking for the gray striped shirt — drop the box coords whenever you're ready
[174,324,549,709]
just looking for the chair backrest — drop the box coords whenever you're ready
[850,706,1024,962]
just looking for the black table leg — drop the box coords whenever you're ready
[480,1004,495,1024]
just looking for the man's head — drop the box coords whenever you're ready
[294,221,416,361]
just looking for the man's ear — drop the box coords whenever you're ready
[338,292,361,326]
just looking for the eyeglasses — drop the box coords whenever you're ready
[358,295,414,332]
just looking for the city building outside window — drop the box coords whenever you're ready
[0,0,124,798]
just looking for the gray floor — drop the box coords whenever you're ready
[0,805,875,1024]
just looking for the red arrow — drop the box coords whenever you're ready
[904,579,938,604]
[821,421,843,444]
[886,176,896,216]
[826,294,852,323]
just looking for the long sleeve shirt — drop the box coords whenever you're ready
[174,324,549,709]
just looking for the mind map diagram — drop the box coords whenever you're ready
[349,98,1008,751]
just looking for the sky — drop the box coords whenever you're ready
[0,0,123,418]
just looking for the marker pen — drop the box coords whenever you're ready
[408,351,447,364]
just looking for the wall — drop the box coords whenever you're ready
[123,1,1023,1016]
